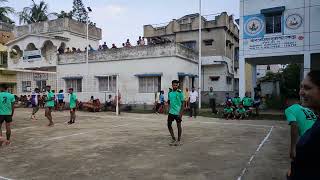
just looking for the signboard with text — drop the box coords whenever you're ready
[244,34,304,51]
[23,50,42,62]
[33,73,48,81]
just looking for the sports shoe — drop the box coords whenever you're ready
[175,141,182,146]
[169,140,176,146]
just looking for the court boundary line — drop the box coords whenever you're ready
[236,126,274,180]
[0,175,13,180]
[45,123,132,141]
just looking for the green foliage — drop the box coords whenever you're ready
[280,64,301,98]
[0,0,14,24]
[265,95,285,110]
[72,0,88,23]
[55,10,73,19]
[18,0,55,24]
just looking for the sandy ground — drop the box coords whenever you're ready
[0,108,290,180]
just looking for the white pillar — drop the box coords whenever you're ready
[251,64,257,96]
[239,56,246,98]
[304,52,311,77]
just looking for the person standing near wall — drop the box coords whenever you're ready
[189,87,198,118]
[207,87,217,114]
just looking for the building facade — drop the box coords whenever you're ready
[144,12,240,96]
[57,43,198,105]
[239,0,320,97]
[0,22,16,93]
[6,18,102,95]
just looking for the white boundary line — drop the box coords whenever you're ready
[236,126,274,180]
[45,123,131,141]
[0,176,14,180]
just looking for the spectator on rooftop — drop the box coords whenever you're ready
[89,45,94,52]
[66,47,71,53]
[58,46,64,54]
[76,48,81,53]
[137,36,141,46]
[111,44,117,49]
[72,47,76,53]
[125,39,132,47]
[102,42,108,50]
[98,45,103,51]
[140,37,146,46]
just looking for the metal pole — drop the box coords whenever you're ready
[116,74,119,116]
[198,0,202,109]
[86,16,89,94]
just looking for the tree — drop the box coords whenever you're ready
[55,10,73,19]
[72,0,88,23]
[18,0,55,24]
[0,0,14,24]
[280,63,301,98]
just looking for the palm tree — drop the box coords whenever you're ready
[18,0,55,24]
[0,0,14,24]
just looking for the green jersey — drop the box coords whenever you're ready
[69,93,77,109]
[232,97,242,106]
[224,107,233,113]
[168,89,184,115]
[0,92,15,115]
[242,97,253,107]
[236,108,246,114]
[285,104,317,136]
[46,91,55,107]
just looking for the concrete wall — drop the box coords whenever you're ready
[240,0,320,58]
[16,71,57,95]
[7,32,99,70]
[14,18,102,41]
[144,12,239,61]
[202,65,234,92]
[58,43,198,64]
[57,57,198,105]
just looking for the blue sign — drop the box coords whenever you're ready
[243,14,265,39]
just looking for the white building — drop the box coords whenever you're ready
[239,0,320,97]
[57,43,198,105]
[6,18,101,94]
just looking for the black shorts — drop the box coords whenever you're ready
[0,115,12,124]
[58,100,64,104]
[167,113,182,123]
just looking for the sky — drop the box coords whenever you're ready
[6,0,239,47]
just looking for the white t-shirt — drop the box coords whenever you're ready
[189,91,198,103]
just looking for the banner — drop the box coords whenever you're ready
[33,73,48,81]
[23,50,42,62]
[244,34,304,50]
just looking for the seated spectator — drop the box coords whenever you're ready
[137,36,141,46]
[102,42,108,50]
[89,96,94,103]
[98,45,103,51]
[76,48,81,53]
[140,37,146,45]
[111,44,117,49]
[242,92,254,116]
[225,93,232,106]
[125,39,132,47]
[232,92,242,108]
[104,95,113,111]
[234,103,246,119]
[89,45,94,52]
[58,46,64,54]
[223,104,234,120]
[72,47,77,53]
[66,47,71,53]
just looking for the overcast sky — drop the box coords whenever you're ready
[7,0,239,46]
